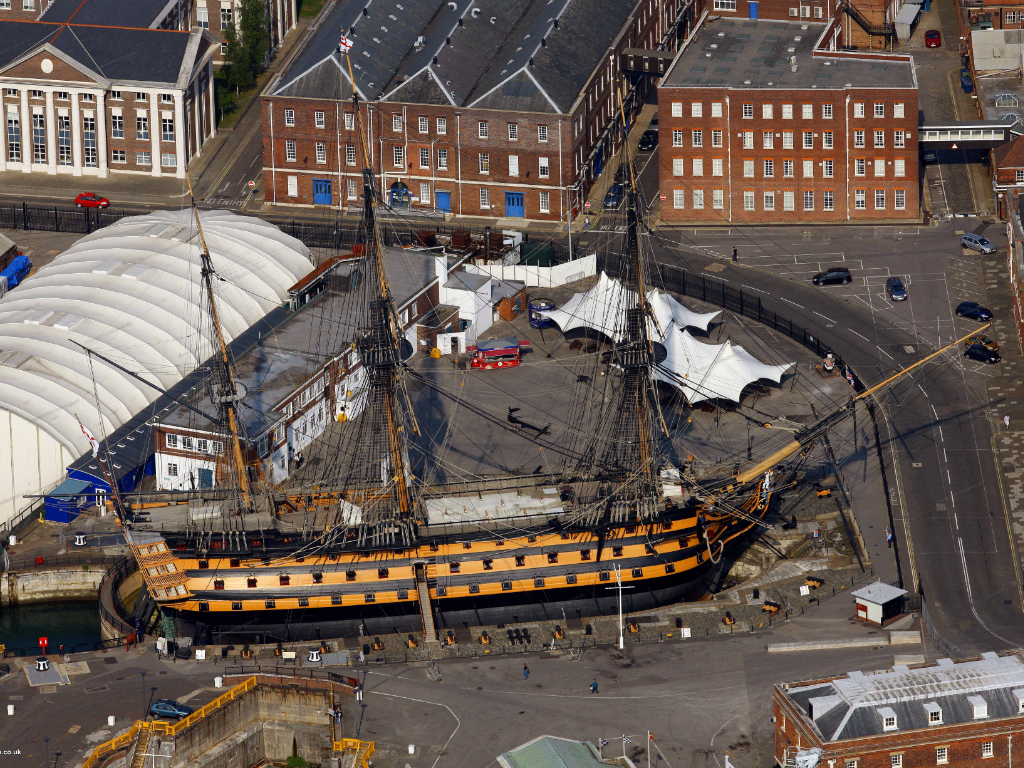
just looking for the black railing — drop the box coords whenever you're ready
[222,665,358,687]
[0,202,150,234]
[98,556,140,635]
[1,636,127,658]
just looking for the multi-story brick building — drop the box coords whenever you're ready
[658,15,920,224]
[187,0,296,66]
[0,0,219,179]
[775,652,1024,768]
[261,0,699,221]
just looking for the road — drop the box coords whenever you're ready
[636,223,1020,655]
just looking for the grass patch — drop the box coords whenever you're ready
[214,68,272,130]
[297,0,327,17]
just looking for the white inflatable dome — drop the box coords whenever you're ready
[0,209,314,524]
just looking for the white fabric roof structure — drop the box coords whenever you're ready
[0,209,313,524]
[539,272,720,341]
[655,329,794,404]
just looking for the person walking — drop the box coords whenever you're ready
[523,664,530,680]
[583,214,591,232]
[885,526,893,549]
[590,679,599,694]
[732,247,738,263]
[1005,415,1011,430]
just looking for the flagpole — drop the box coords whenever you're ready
[648,732,651,768]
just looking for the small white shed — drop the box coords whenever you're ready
[852,581,907,625]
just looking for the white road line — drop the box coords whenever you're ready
[919,384,928,396]
[849,329,870,341]
[931,404,939,419]
[947,469,952,483]
[954,512,959,528]
[944,448,948,462]
[741,284,767,293]
[780,297,804,308]
[371,692,461,768]
[813,311,837,323]
[939,426,944,442]
[958,537,1016,646]
[877,346,894,360]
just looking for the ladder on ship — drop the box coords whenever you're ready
[414,563,439,645]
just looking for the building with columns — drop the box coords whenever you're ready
[0,22,219,179]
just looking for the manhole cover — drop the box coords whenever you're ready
[38,685,56,694]
[903,346,915,354]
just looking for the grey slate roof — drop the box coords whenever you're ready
[0,22,206,86]
[273,0,641,113]
[662,18,916,91]
[785,653,1024,742]
[40,0,173,28]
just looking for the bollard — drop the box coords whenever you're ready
[409,746,415,755]
[214,676,223,688]
[7,705,13,716]
[108,716,115,726]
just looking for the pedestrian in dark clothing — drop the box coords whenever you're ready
[732,247,738,262]
[590,679,599,694]
[885,526,893,549]
[523,665,530,680]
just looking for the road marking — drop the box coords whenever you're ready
[849,329,870,341]
[877,346,894,360]
[813,311,837,323]
[371,691,461,768]
[939,426,944,442]
[919,384,928,396]
[944,448,948,462]
[741,284,767,293]
[203,118,262,201]
[957,537,1016,646]
[779,297,803,308]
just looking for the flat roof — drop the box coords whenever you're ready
[661,19,915,91]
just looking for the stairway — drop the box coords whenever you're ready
[841,0,895,37]
[128,727,152,768]
[414,563,439,645]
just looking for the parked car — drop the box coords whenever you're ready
[603,183,624,210]
[956,301,993,321]
[885,276,908,301]
[925,29,941,47]
[965,333,998,351]
[812,267,852,286]
[964,343,1000,364]
[74,192,109,208]
[638,130,658,151]
[150,699,194,720]
[961,233,996,253]
[961,73,973,93]
[922,150,937,164]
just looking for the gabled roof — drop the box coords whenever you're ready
[40,0,175,28]
[0,23,216,87]
[272,0,642,113]
[994,134,1024,169]
[498,736,609,768]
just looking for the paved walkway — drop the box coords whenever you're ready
[976,247,1024,607]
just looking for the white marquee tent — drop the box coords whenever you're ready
[539,271,720,342]
[0,210,314,526]
[655,329,794,404]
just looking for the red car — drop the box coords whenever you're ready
[924,29,941,48]
[75,192,109,208]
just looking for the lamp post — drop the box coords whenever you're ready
[604,564,634,649]
[44,737,49,768]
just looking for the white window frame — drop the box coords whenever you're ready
[763,191,774,210]
[743,190,755,210]
[418,116,429,134]
[692,102,703,117]
[762,103,773,119]
[673,189,685,209]
[478,121,488,139]
[315,111,325,128]
[284,109,295,126]
[539,190,550,213]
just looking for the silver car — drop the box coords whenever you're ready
[961,233,996,254]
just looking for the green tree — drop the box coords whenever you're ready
[223,0,270,93]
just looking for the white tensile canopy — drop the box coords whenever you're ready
[654,329,794,404]
[539,271,720,342]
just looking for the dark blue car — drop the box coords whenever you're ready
[603,183,624,210]
[956,301,993,322]
[150,699,193,720]
[885,276,907,301]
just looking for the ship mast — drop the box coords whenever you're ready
[325,51,420,545]
[186,175,251,509]
[577,88,664,527]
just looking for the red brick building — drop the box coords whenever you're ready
[261,0,701,221]
[658,15,920,224]
[775,652,1024,768]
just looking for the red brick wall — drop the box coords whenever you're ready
[774,687,1024,768]
[658,85,920,223]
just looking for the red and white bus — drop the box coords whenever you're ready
[469,338,528,369]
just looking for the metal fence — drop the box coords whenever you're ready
[98,556,140,636]
[4,552,120,573]
[0,202,145,234]
[1,636,127,658]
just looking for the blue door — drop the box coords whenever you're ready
[506,192,525,217]
[198,468,214,489]
[436,191,451,212]
[313,179,332,205]
[749,1,757,17]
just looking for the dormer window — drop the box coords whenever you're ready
[924,701,942,725]
[878,707,898,732]
[1014,688,1024,713]
[969,696,988,719]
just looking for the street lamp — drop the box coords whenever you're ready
[44,737,49,768]
[604,563,634,650]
